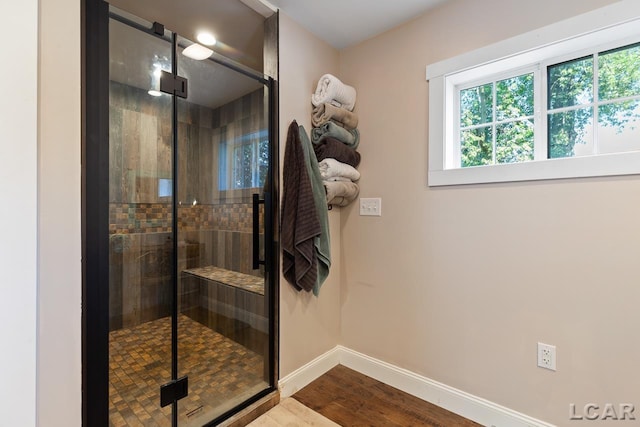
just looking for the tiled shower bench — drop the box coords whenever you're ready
[181,266,268,357]
[182,265,264,296]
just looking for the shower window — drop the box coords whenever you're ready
[219,129,269,190]
[214,86,269,192]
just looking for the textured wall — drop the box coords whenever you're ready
[108,84,267,329]
[338,0,633,425]
[109,81,265,206]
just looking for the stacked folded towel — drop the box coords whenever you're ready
[319,158,360,207]
[319,158,360,182]
[310,74,362,207]
[311,74,357,111]
[312,103,358,129]
[313,137,360,168]
[311,122,359,149]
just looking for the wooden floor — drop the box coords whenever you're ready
[247,398,339,426]
[291,365,481,427]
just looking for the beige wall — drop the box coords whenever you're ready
[1,0,38,425]
[338,0,639,425]
[37,0,82,425]
[278,13,342,378]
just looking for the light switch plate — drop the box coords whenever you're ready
[359,198,382,216]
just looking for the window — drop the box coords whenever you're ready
[458,72,535,167]
[427,2,640,186]
[219,129,269,190]
[547,45,640,159]
[158,178,172,198]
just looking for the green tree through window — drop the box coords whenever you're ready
[457,41,640,167]
[221,129,269,190]
[460,73,534,167]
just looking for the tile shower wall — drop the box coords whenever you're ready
[109,81,266,331]
[108,202,263,235]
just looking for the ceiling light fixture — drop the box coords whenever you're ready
[182,43,214,60]
[196,31,217,46]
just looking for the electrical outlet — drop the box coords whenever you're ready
[359,198,382,216]
[537,342,556,371]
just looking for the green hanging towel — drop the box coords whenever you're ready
[299,125,331,295]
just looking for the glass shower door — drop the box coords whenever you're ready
[107,7,274,426]
[108,9,175,427]
[175,35,273,425]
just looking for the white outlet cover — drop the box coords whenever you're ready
[537,342,556,371]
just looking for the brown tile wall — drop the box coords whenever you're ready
[108,202,265,331]
[109,203,172,234]
[109,81,266,206]
[108,202,264,235]
[109,81,268,331]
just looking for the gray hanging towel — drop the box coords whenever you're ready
[281,120,321,292]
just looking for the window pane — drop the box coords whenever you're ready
[598,100,640,154]
[599,43,640,101]
[496,119,534,163]
[548,107,593,158]
[460,83,493,127]
[496,73,534,121]
[258,139,269,187]
[461,126,493,167]
[548,57,593,109]
[233,143,254,188]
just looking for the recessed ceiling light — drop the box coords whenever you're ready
[196,31,217,46]
[182,43,214,60]
[148,90,162,97]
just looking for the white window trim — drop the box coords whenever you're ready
[427,0,640,186]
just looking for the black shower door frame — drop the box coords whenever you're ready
[81,0,280,425]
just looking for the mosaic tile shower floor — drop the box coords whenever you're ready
[109,314,266,426]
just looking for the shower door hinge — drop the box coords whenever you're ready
[152,22,164,36]
[160,376,189,407]
[160,71,188,99]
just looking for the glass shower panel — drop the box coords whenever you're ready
[176,36,271,424]
[108,10,174,426]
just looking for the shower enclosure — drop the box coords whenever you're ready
[83,1,278,426]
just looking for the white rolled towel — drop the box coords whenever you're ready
[311,74,357,111]
[318,158,360,182]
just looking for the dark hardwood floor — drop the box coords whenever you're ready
[293,365,481,427]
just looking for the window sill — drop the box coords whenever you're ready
[428,151,640,186]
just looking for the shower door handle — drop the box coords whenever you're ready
[252,193,266,270]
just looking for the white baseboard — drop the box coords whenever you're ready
[278,346,341,398]
[280,345,555,427]
[338,346,555,427]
